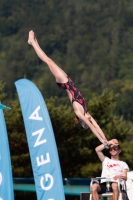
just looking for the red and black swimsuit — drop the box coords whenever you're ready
[56,77,87,113]
[57,77,89,130]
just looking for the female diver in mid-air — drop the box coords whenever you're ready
[28,30,109,145]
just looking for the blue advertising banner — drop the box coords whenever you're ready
[0,109,14,200]
[15,79,65,200]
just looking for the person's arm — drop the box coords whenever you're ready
[87,114,107,141]
[95,144,105,162]
[75,111,108,145]
[95,139,119,162]
[113,169,128,181]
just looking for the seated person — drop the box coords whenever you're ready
[91,139,129,200]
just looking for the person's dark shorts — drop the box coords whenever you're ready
[93,182,113,194]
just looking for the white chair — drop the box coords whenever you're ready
[89,177,127,200]
[126,171,133,200]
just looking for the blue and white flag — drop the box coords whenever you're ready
[15,79,65,200]
[0,109,14,200]
[0,103,11,110]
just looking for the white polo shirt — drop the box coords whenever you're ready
[101,157,129,183]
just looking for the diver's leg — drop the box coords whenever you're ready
[28,30,68,83]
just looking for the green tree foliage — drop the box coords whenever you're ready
[121,140,133,168]
[0,0,133,100]
[110,79,133,121]
[0,80,7,101]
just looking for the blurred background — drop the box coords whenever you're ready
[0,0,133,199]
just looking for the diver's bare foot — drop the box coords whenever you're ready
[28,30,36,45]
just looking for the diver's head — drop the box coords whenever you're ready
[74,117,89,130]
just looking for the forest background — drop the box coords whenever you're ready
[0,0,133,199]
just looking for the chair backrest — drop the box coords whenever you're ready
[126,171,133,200]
